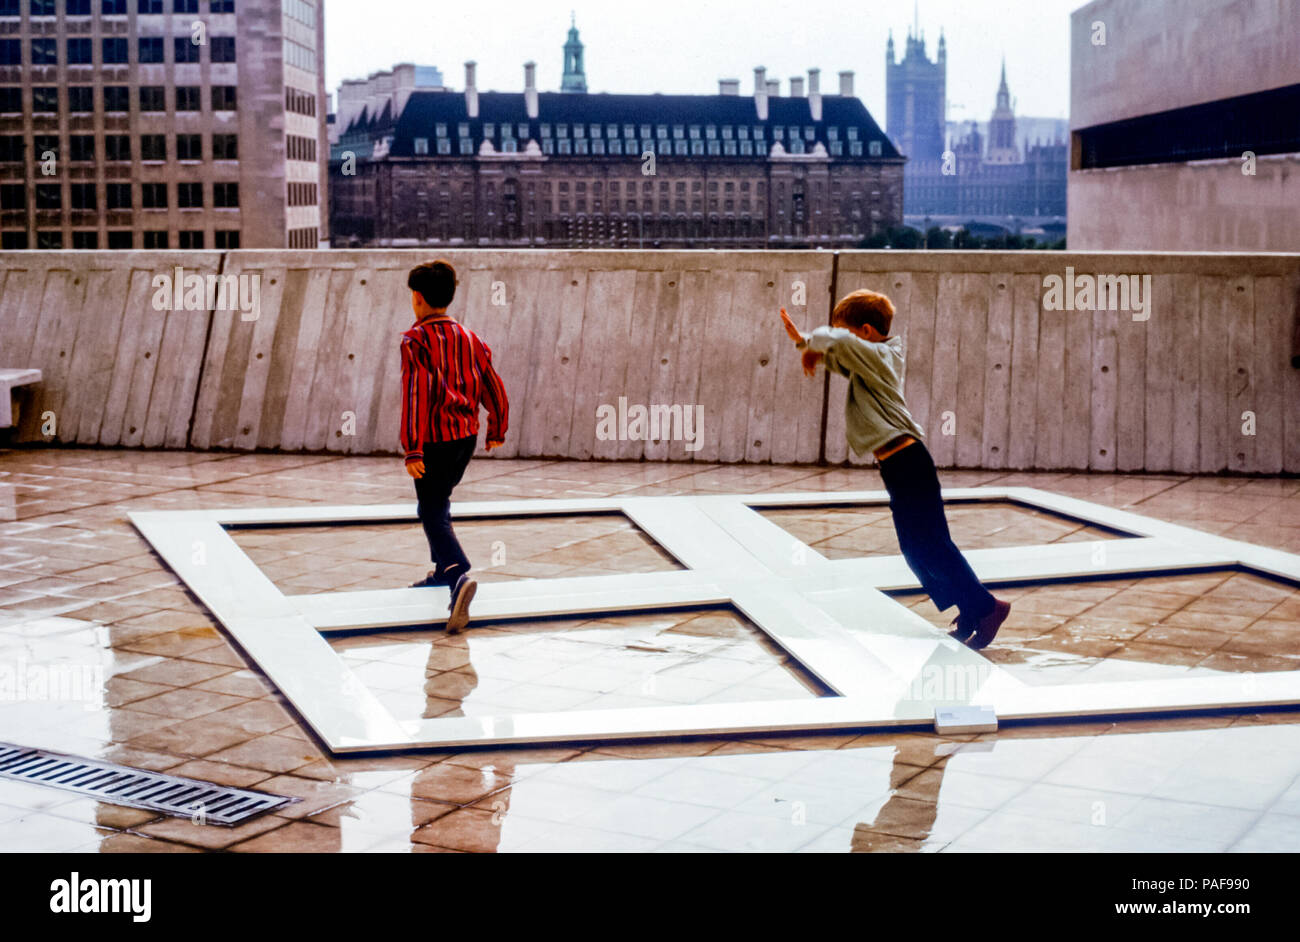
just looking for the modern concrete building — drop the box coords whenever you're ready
[1069,0,1300,251]
[330,23,902,250]
[0,0,328,250]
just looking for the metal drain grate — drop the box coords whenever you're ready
[0,742,298,826]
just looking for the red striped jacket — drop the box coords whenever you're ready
[399,316,508,462]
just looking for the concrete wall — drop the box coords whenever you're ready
[3,249,1299,475]
[1068,0,1300,252]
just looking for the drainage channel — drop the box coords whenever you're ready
[0,742,297,826]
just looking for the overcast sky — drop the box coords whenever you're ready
[324,0,1085,121]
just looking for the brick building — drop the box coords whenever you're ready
[0,0,328,250]
[330,24,903,249]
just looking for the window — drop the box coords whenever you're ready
[0,184,24,209]
[0,89,19,113]
[209,0,234,11]
[213,182,238,207]
[102,0,127,13]
[37,231,63,249]
[175,37,200,63]
[413,137,428,155]
[176,134,201,160]
[67,0,92,14]
[436,138,451,155]
[212,134,237,160]
[70,183,96,210]
[35,183,61,209]
[214,229,239,248]
[0,40,18,65]
[139,86,165,112]
[106,183,131,209]
[107,231,133,249]
[32,87,58,113]
[72,232,99,249]
[211,37,235,62]
[2,233,29,250]
[846,127,858,140]
[138,37,164,63]
[143,231,168,249]
[142,134,167,160]
[284,38,315,73]
[141,182,167,208]
[70,136,95,162]
[34,134,57,160]
[102,38,128,64]
[138,0,163,12]
[178,230,203,249]
[30,0,55,14]
[31,38,58,64]
[176,87,200,111]
[211,86,237,111]
[173,0,198,11]
[105,135,130,161]
[103,87,129,111]
[69,87,94,113]
[177,181,202,208]
[868,140,882,156]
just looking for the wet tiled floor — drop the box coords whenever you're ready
[1,446,1298,852]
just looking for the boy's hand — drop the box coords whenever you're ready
[780,308,808,349]
[485,439,504,451]
[801,349,824,377]
[406,459,425,479]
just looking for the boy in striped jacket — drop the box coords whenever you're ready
[400,260,509,633]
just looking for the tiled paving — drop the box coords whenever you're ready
[1,446,1298,852]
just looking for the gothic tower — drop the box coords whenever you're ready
[885,16,945,161]
[986,58,1020,164]
[561,14,587,93]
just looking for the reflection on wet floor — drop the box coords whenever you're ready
[894,569,1300,684]
[332,609,829,723]
[229,514,680,595]
[2,447,1299,851]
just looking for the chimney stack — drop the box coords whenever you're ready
[766,79,780,97]
[754,66,768,120]
[808,68,822,121]
[790,76,805,97]
[524,60,538,119]
[465,60,479,118]
[839,70,854,97]
[719,78,740,95]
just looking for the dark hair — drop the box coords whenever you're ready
[832,289,895,336]
[408,260,457,309]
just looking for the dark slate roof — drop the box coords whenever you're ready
[374,90,899,158]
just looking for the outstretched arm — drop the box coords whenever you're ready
[779,308,823,377]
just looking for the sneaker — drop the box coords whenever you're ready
[446,572,477,635]
[410,570,448,589]
[966,599,1011,651]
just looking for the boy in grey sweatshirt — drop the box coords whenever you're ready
[782,291,1010,649]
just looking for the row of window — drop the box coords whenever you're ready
[286,134,316,162]
[286,225,316,248]
[286,86,316,117]
[0,84,236,113]
[0,228,239,249]
[0,36,234,65]
[282,0,315,27]
[283,38,314,74]
[0,1,234,16]
[3,180,239,208]
[286,181,316,206]
[0,132,237,161]
[427,121,865,143]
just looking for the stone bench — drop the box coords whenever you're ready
[0,368,41,428]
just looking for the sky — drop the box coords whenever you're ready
[324,0,1087,122]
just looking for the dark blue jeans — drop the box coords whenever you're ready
[413,435,477,581]
[877,440,995,618]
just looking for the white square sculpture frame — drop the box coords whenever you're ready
[129,487,1300,754]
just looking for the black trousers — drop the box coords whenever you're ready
[413,435,477,579]
[877,441,994,617]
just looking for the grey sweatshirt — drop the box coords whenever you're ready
[805,327,925,456]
